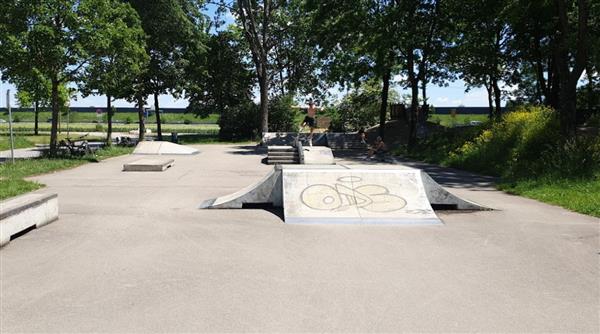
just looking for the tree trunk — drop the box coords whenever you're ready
[421,80,429,124]
[259,72,269,135]
[492,77,502,119]
[532,35,549,104]
[154,93,162,141]
[549,61,561,110]
[106,95,113,146]
[587,65,593,117]
[379,69,391,139]
[421,80,427,110]
[554,0,589,135]
[558,78,577,136]
[49,79,60,155]
[407,49,419,149]
[137,96,145,142]
[485,82,494,119]
[34,100,39,136]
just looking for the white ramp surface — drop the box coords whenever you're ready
[282,168,441,224]
[302,146,335,165]
[133,141,198,155]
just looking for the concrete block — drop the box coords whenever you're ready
[123,158,174,172]
[1,193,58,247]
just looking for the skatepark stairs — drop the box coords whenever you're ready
[267,146,299,164]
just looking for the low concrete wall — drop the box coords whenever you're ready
[1,193,58,247]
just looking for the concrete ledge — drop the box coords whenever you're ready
[1,193,59,247]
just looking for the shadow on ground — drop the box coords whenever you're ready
[333,149,497,190]
[226,145,267,156]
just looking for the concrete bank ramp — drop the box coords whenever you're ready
[200,165,490,224]
[302,147,335,165]
[133,141,199,155]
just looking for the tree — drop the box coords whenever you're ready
[233,0,280,136]
[185,28,254,118]
[13,70,51,135]
[127,0,207,141]
[79,0,147,145]
[268,0,323,98]
[307,0,401,140]
[0,0,142,154]
[553,0,591,135]
[334,78,400,132]
[449,0,511,120]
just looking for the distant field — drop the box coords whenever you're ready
[428,114,489,127]
[0,122,219,134]
[0,111,218,124]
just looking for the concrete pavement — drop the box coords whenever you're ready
[0,147,44,162]
[1,144,598,332]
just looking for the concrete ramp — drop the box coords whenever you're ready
[200,165,490,224]
[283,169,439,224]
[301,147,335,165]
[133,141,199,155]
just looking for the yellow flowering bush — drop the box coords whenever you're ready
[447,105,562,177]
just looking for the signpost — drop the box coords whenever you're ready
[7,90,15,163]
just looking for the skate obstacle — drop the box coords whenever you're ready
[200,164,490,225]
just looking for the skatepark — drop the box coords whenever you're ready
[1,143,598,332]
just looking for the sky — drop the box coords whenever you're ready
[0,77,499,110]
[0,4,500,109]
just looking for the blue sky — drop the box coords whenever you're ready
[0,4,498,109]
[0,78,498,109]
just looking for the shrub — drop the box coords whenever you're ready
[183,119,191,125]
[268,95,297,132]
[12,115,21,122]
[218,101,260,140]
[325,106,345,132]
[124,117,132,124]
[540,136,600,179]
[95,123,104,132]
[585,113,600,127]
[443,105,600,179]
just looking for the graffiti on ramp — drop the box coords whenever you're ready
[300,176,407,213]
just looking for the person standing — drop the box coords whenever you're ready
[299,100,318,146]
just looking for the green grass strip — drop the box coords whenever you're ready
[498,177,600,218]
[0,146,134,201]
[0,178,45,200]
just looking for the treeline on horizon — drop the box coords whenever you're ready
[0,0,598,152]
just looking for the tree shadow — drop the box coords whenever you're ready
[334,150,497,190]
[226,145,267,156]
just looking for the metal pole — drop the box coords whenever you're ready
[7,90,15,163]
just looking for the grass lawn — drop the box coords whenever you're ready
[0,146,133,201]
[428,114,489,127]
[2,111,218,124]
[499,177,600,218]
[177,133,256,145]
[0,122,219,134]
